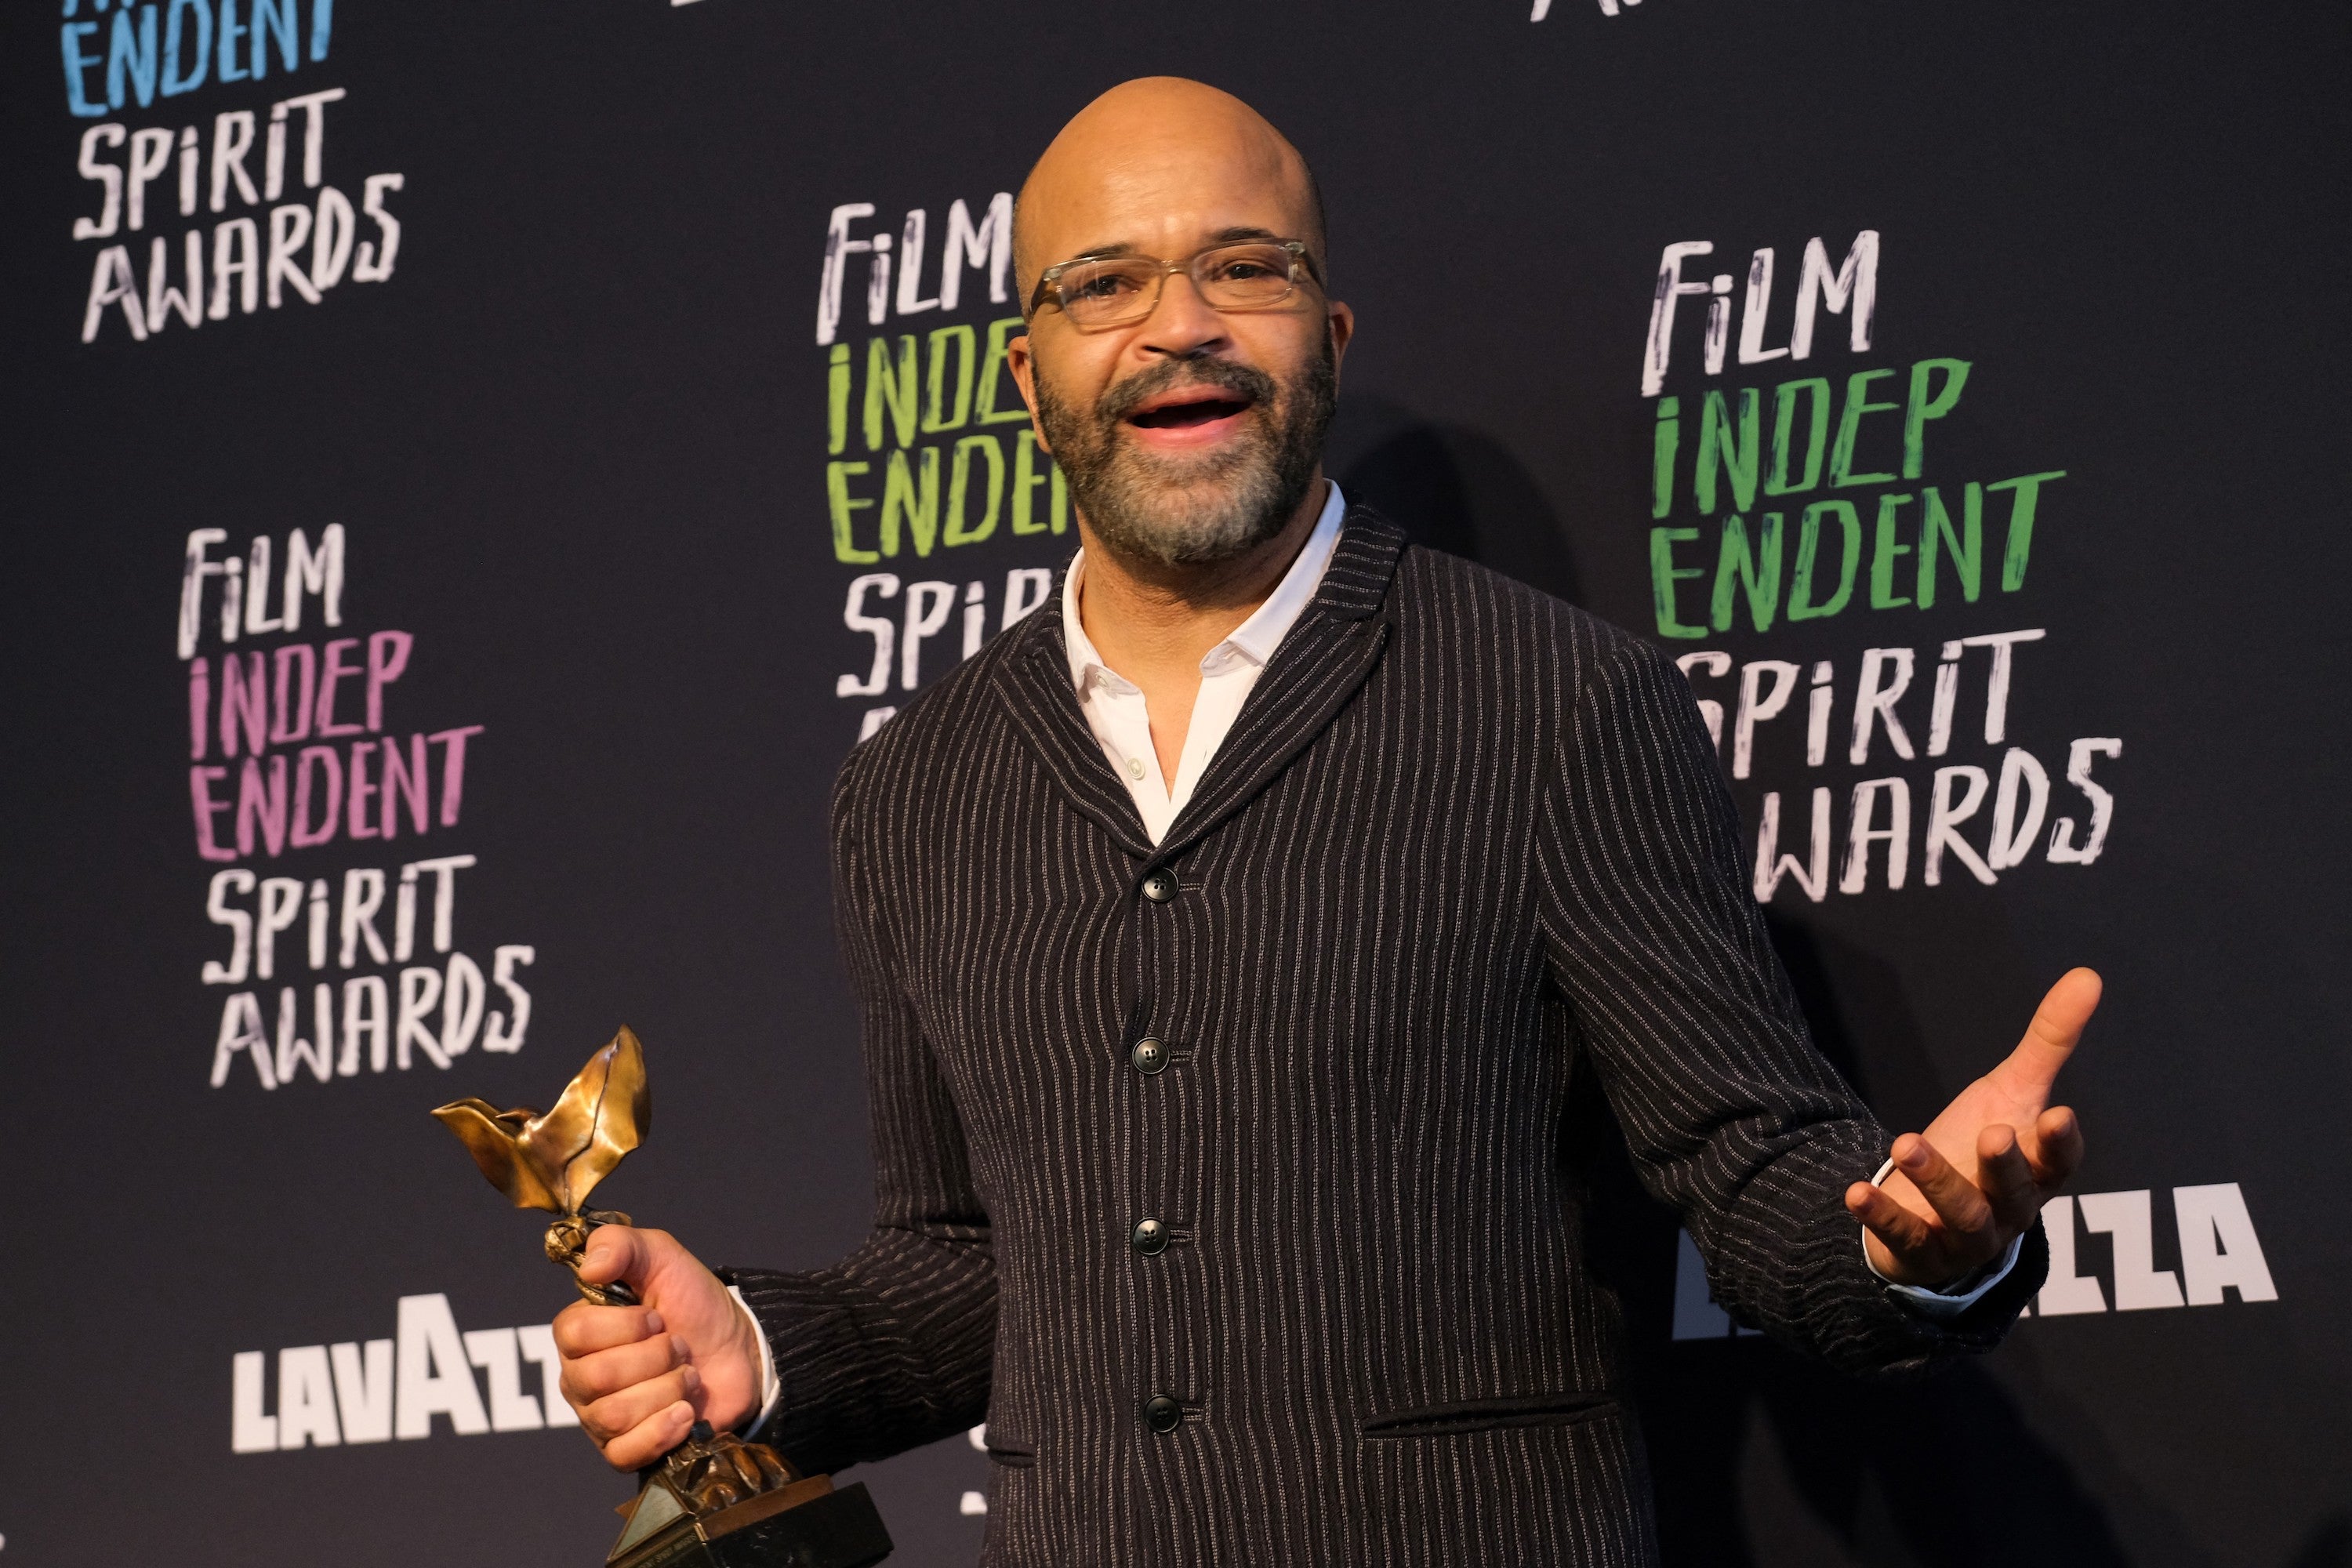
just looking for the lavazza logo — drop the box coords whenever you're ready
[232,1293,1004,1519]
[228,1294,571,1452]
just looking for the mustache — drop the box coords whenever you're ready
[1097,357,1281,423]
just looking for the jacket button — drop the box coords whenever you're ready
[1143,1395,1182,1434]
[1141,870,1178,903]
[1131,1037,1168,1075]
[1131,1218,1168,1256]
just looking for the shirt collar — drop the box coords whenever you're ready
[1063,481,1348,692]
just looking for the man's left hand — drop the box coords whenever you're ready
[1846,967,2100,1289]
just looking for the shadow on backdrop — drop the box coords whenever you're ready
[1328,397,1583,606]
[1563,908,2145,1567]
[1329,396,2147,1567]
[2296,1523,2352,1568]
[2291,1516,2350,1568]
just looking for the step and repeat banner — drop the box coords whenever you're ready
[2,2,2344,1565]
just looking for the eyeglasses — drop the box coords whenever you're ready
[1028,239,1320,329]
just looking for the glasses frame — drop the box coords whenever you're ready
[1026,238,1323,328]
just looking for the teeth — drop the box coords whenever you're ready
[1134,400,1241,419]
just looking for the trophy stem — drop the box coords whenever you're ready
[546,1209,640,1306]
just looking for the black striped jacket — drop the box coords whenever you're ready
[729,509,2042,1566]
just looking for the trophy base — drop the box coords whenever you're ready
[609,1476,891,1568]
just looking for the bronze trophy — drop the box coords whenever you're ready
[434,1027,893,1568]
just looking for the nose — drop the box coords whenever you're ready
[1134,268,1229,360]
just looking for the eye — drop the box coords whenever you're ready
[1060,264,1149,305]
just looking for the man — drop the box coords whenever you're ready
[553,78,2096,1565]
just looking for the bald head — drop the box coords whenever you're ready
[1015,78,1324,306]
[1003,78,1352,578]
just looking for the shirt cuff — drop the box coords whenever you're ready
[1859,1157,2025,1319]
[726,1284,782,1437]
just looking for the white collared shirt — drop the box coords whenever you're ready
[1062,482,1348,844]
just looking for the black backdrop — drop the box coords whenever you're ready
[5,2,2347,1565]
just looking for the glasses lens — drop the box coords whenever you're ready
[1055,258,1160,326]
[1196,245,1298,309]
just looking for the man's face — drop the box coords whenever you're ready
[1007,125,1353,570]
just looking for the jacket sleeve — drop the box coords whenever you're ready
[1533,628,2042,1377]
[720,778,996,1474]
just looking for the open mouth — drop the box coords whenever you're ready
[1125,390,1255,430]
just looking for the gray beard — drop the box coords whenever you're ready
[1033,336,1337,570]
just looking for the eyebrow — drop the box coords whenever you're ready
[1062,241,1143,264]
[1059,225,1290,264]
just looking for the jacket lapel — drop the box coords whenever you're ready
[1154,510,1405,861]
[989,510,1408,867]
[989,569,1157,859]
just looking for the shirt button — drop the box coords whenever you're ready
[1131,1218,1169,1256]
[1141,870,1178,903]
[1143,1395,1182,1435]
[1131,1037,1168,1075]
[1125,757,1145,780]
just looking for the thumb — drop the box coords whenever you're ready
[1998,967,2102,1098]
[576,1223,648,1288]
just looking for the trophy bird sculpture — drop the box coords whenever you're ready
[433,1025,652,1305]
[430,1027,896,1566]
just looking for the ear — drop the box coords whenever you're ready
[1005,332,1050,454]
[1326,299,1356,383]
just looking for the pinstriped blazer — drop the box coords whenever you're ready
[728,508,2044,1567]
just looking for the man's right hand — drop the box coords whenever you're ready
[550,1226,765,1470]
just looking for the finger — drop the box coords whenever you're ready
[1846,1179,1938,1260]
[1974,1124,2039,1232]
[1891,1134,1994,1239]
[582,1363,702,1448]
[550,1300,665,1358]
[1997,967,2102,1101]
[2026,1104,2085,1189]
[601,1399,699,1472]
[578,1224,648,1287]
[563,1333,688,1409]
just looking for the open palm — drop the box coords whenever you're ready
[1846,967,2100,1287]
